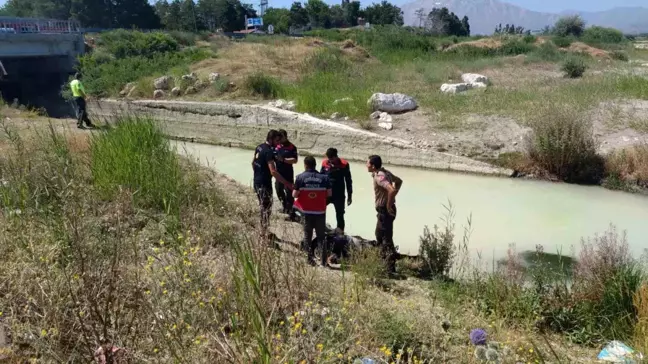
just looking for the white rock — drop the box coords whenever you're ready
[182,72,198,82]
[153,76,172,90]
[471,82,488,88]
[285,101,296,111]
[461,73,489,85]
[333,97,353,105]
[330,112,342,120]
[440,83,472,94]
[378,122,393,130]
[378,112,393,123]
[274,99,287,109]
[153,89,165,99]
[370,111,381,119]
[171,87,181,97]
[209,72,220,82]
[367,93,417,113]
[642,63,648,67]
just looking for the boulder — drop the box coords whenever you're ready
[378,122,393,131]
[440,83,472,94]
[471,82,488,89]
[182,72,198,82]
[153,76,172,90]
[171,87,181,97]
[209,73,220,82]
[119,82,135,97]
[274,99,287,109]
[378,112,393,123]
[367,93,417,113]
[153,89,165,99]
[269,99,296,111]
[461,73,488,85]
[370,111,381,119]
[185,86,197,95]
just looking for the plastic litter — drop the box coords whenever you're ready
[597,341,643,363]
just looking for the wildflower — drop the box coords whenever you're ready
[279,321,284,326]
[385,348,392,356]
[316,343,323,351]
[337,353,343,359]
[194,339,201,345]
[159,281,166,287]
[275,333,281,339]
[40,329,47,337]
[78,311,85,317]
[529,348,534,353]
[163,290,168,295]
[301,329,306,334]
[153,348,159,353]
[145,290,151,295]
[153,247,159,253]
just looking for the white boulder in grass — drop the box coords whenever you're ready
[440,83,472,94]
[367,93,417,113]
[461,73,489,85]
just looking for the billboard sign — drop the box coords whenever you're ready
[246,18,263,27]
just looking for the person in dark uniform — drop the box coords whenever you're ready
[252,130,294,238]
[320,148,353,234]
[366,155,403,275]
[274,129,298,219]
[293,156,332,266]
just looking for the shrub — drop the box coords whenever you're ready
[523,34,537,44]
[243,73,284,99]
[90,116,191,213]
[582,26,625,45]
[419,225,455,278]
[551,35,574,48]
[167,30,198,46]
[561,56,588,78]
[97,29,179,59]
[611,50,630,62]
[301,47,351,73]
[526,106,604,183]
[499,39,536,55]
[76,48,212,97]
[553,15,586,37]
[605,145,648,188]
[528,42,563,62]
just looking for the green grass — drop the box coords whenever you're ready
[90,115,194,213]
[76,48,212,97]
[243,73,285,99]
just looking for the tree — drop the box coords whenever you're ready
[329,5,347,28]
[289,2,309,27]
[414,8,425,27]
[305,0,330,28]
[425,7,467,36]
[178,0,200,31]
[343,1,361,27]
[553,15,585,37]
[114,0,161,29]
[495,23,529,35]
[364,1,403,26]
[263,7,291,33]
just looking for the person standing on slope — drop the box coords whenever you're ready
[274,129,298,220]
[293,156,332,266]
[252,130,294,239]
[320,148,352,234]
[69,73,95,129]
[366,155,403,275]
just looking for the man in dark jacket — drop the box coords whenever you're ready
[320,148,352,234]
[274,129,298,219]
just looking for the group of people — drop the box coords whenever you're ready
[252,129,403,273]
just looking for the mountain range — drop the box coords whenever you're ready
[399,0,648,35]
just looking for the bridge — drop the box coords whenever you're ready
[0,16,85,76]
[0,17,86,117]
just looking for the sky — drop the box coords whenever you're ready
[1,0,646,14]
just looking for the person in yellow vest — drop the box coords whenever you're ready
[70,73,95,129]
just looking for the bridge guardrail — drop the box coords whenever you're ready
[0,16,81,34]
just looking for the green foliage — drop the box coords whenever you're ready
[167,30,199,46]
[364,0,404,26]
[425,7,469,36]
[582,26,626,45]
[553,15,586,37]
[611,50,630,62]
[523,34,537,43]
[263,7,292,34]
[526,106,603,184]
[97,30,179,59]
[527,42,563,62]
[561,56,588,78]
[494,23,529,35]
[90,116,191,213]
[551,35,574,48]
[305,0,331,28]
[289,1,309,27]
[77,48,212,97]
[243,73,284,99]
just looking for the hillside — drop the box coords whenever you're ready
[400,0,648,34]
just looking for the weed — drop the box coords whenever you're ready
[167,30,198,46]
[561,56,588,78]
[90,115,193,213]
[526,106,603,183]
[527,42,563,62]
[610,50,630,62]
[552,36,574,48]
[634,284,648,354]
[96,29,179,59]
[523,34,537,44]
[243,73,284,99]
[605,145,648,188]
[582,26,626,46]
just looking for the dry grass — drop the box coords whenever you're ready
[445,38,503,51]
[567,42,611,59]
[191,39,320,84]
[605,144,648,187]
[634,284,648,354]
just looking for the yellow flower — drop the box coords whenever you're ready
[153,348,159,353]
[316,343,323,351]
[40,329,47,337]
[529,348,534,353]
[159,281,166,287]
[275,333,281,339]
[163,290,168,295]
[337,353,343,359]
[145,290,151,295]
[279,321,284,326]
[194,339,201,345]
[385,349,392,356]
[301,329,306,334]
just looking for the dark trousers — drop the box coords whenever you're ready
[275,179,294,215]
[74,97,92,127]
[254,184,273,234]
[303,214,327,265]
[375,206,397,273]
[328,196,346,231]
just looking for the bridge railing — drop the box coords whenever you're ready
[0,17,81,34]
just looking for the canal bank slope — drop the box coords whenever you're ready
[89,99,514,177]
